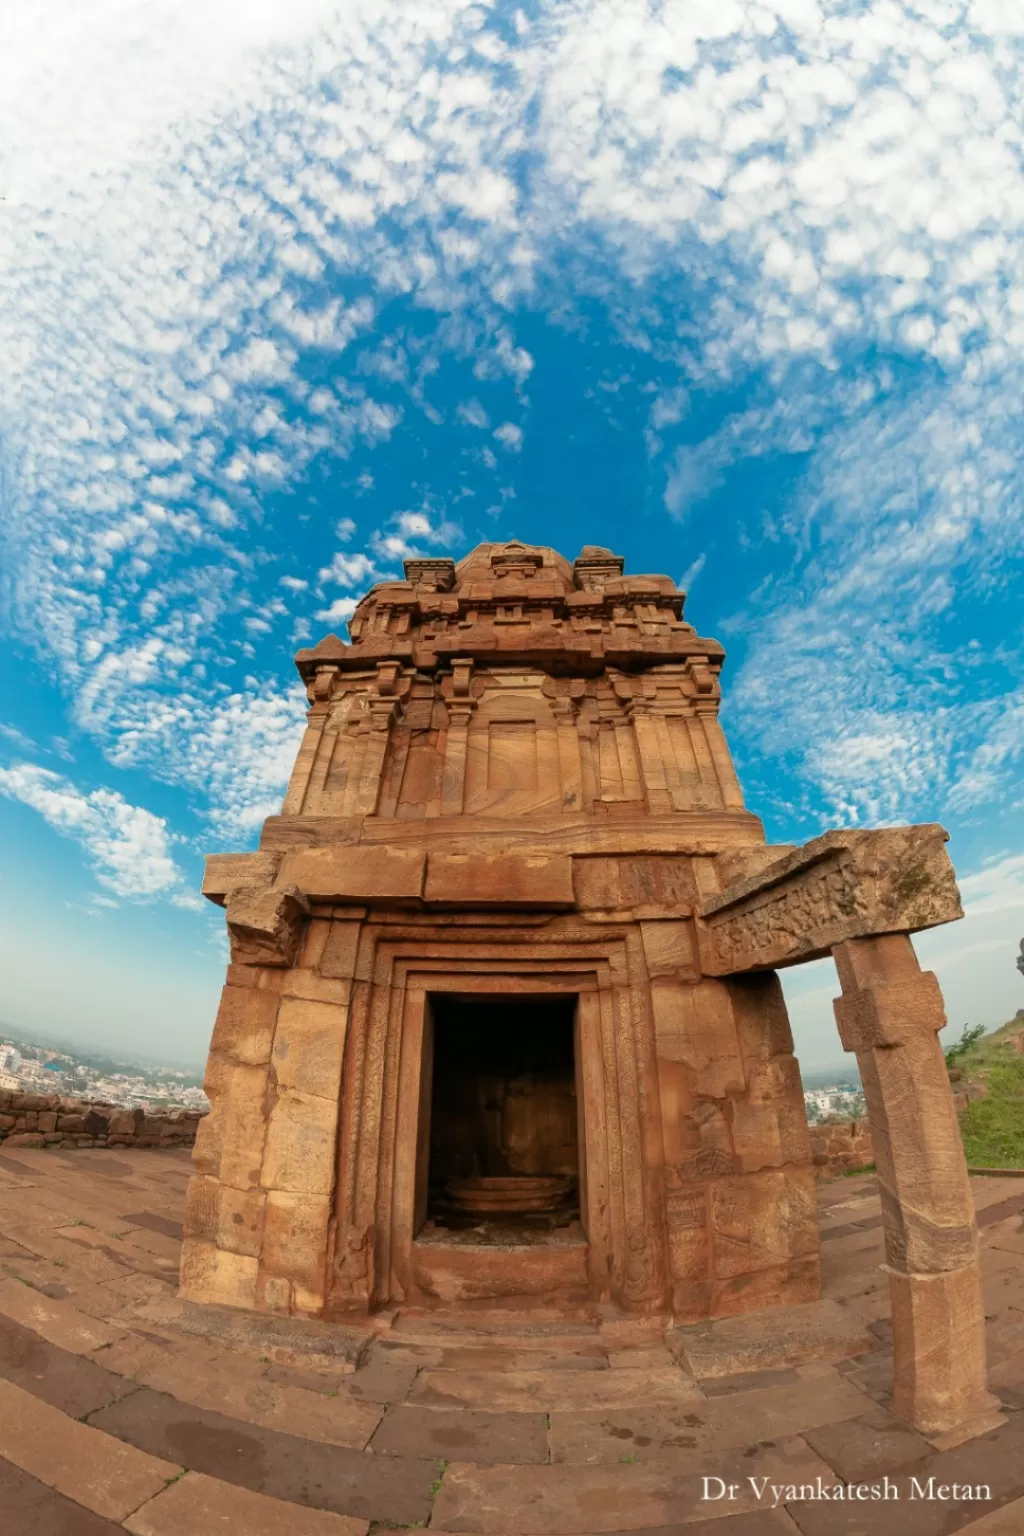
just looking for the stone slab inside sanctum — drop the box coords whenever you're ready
[179,538,996,1443]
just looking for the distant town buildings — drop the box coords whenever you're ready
[0,1037,208,1113]
[803,1084,866,1122]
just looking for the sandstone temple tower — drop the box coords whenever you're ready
[182,540,998,1444]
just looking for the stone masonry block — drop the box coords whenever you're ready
[727,974,796,1063]
[277,845,425,904]
[666,1191,710,1283]
[197,1061,270,1189]
[652,980,745,1099]
[710,1168,819,1281]
[639,920,694,977]
[833,970,946,1052]
[226,885,311,968]
[318,918,362,980]
[210,984,280,1067]
[260,1086,338,1197]
[202,851,279,904]
[728,1056,812,1174]
[279,968,352,1006]
[260,1191,332,1311]
[270,996,348,1100]
[889,1265,999,1435]
[184,1176,267,1258]
[178,1238,258,1309]
[711,1255,821,1320]
[424,852,574,908]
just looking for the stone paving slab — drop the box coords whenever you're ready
[124,1469,370,1535]
[0,1378,179,1521]
[958,1494,1024,1533]
[369,1403,549,1463]
[126,1291,369,1368]
[431,1437,835,1532]
[437,1343,610,1371]
[784,1411,1024,1535]
[119,1213,184,1241]
[338,1351,421,1402]
[549,1372,867,1465]
[0,1451,124,1534]
[426,1515,798,1536]
[0,1277,128,1354]
[672,1300,873,1379]
[409,1365,704,1411]
[0,1312,136,1418]
[702,1366,801,1397]
[89,1386,439,1526]
[0,1156,1021,1535]
[91,1328,384,1448]
[802,1407,931,1481]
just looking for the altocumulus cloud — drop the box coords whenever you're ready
[1,0,1023,851]
[0,764,202,910]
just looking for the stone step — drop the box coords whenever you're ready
[407,1364,703,1412]
[390,1306,600,1339]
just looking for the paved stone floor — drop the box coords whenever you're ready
[0,1151,1023,1534]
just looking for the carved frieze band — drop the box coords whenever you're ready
[696,824,963,976]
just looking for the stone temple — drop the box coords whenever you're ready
[182,539,999,1443]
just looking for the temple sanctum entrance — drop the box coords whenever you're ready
[420,993,583,1234]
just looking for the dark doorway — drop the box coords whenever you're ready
[424,993,581,1233]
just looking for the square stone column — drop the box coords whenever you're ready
[832,934,1002,1441]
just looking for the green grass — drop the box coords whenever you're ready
[952,1014,1024,1169]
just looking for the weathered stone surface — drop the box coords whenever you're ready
[809,1117,875,1178]
[226,885,311,968]
[669,1299,872,1377]
[369,1404,549,1463]
[277,845,425,904]
[179,1239,258,1309]
[831,933,998,1441]
[203,851,281,904]
[697,824,963,974]
[91,1388,439,1526]
[260,1087,338,1197]
[125,1471,371,1536]
[424,851,574,908]
[0,1377,179,1520]
[210,984,280,1067]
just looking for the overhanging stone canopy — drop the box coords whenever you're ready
[181,538,997,1444]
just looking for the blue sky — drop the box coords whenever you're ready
[2,0,1023,1070]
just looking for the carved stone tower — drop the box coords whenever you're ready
[182,541,821,1322]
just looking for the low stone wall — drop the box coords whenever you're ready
[809,1117,875,1178]
[0,1090,204,1150]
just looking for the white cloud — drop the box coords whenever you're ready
[494,422,523,451]
[279,575,308,592]
[318,551,378,587]
[457,398,490,428]
[336,517,357,541]
[315,596,358,627]
[2,0,1024,849]
[678,553,706,591]
[0,762,200,907]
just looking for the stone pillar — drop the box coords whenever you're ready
[832,934,1001,1441]
[441,660,475,815]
